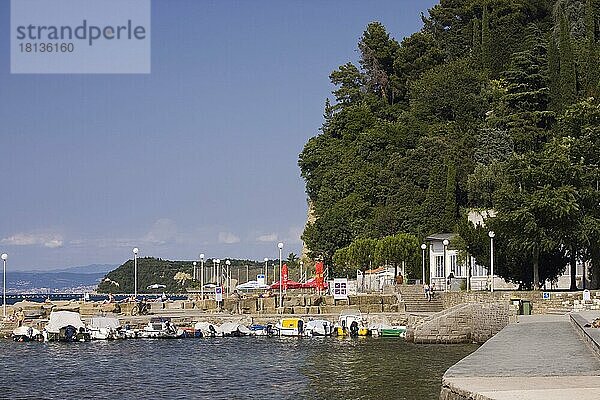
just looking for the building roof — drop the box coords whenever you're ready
[425,233,457,242]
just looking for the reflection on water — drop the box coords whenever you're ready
[0,338,477,400]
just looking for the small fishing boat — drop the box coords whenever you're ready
[194,321,221,337]
[335,310,370,337]
[379,326,407,338]
[305,319,334,336]
[138,317,179,339]
[88,316,123,340]
[275,318,305,336]
[12,326,44,342]
[220,322,251,337]
[44,311,91,342]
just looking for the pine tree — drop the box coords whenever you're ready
[481,5,492,74]
[584,0,598,96]
[547,32,561,111]
[499,25,553,153]
[472,18,482,61]
[559,10,577,108]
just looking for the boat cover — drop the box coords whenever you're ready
[45,311,86,333]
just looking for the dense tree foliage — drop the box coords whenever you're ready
[299,0,600,288]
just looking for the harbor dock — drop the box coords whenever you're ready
[441,312,600,400]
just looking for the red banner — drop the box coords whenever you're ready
[282,264,289,290]
[315,261,324,290]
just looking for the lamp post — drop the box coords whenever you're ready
[132,247,139,298]
[216,258,221,286]
[278,242,284,308]
[442,239,449,292]
[225,260,231,297]
[488,231,495,293]
[264,258,269,283]
[193,261,197,281]
[421,244,427,285]
[300,261,304,283]
[2,253,7,319]
[200,253,205,299]
[212,259,216,283]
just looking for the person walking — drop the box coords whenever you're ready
[429,283,435,302]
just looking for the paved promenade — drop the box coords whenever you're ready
[442,313,600,399]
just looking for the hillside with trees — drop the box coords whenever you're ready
[97,257,269,294]
[299,0,600,289]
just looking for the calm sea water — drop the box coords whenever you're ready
[0,337,476,399]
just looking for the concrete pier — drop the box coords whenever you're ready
[441,313,600,399]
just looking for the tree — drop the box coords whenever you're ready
[374,233,420,279]
[333,246,353,277]
[559,10,577,108]
[584,0,599,96]
[481,4,492,73]
[547,32,561,111]
[358,22,401,104]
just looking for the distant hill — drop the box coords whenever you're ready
[6,271,105,292]
[49,264,117,274]
[5,264,117,292]
[97,257,266,294]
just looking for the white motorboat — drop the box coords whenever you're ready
[275,318,305,336]
[44,311,91,342]
[12,326,43,342]
[88,316,123,340]
[305,319,334,336]
[194,321,221,337]
[138,317,179,339]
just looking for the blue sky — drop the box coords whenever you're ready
[0,0,437,270]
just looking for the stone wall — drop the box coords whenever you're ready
[443,290,600,314]
[406,302,513,344]
[472,302,511,343]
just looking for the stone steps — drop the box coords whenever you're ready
[400,289,444,313]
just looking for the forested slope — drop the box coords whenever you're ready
[299,0,600,289]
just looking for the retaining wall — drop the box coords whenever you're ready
[406,302,514,344]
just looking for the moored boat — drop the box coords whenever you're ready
[275,318,305,336]
[335,310,370,337]
[138,317,180,339]
[12,326,44,342]
[305,319,334,336]
[379,326,407,338]
[88,316,123,340]
[44,311,91,342]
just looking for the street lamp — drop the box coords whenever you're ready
[2,253,7,318]
[300,260,304,283]
[421,244,427,285]
[278,242,284,308]
[193,261,197,281]
[264,257,269,283]
[488,231,495,293]
[442,239,449,292]
[225,260,231,297]
[132,247,139,298]
[200,253,205,299]
[216,259,221,286]
[212,258,217,283]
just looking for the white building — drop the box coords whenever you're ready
[426,209,588,291]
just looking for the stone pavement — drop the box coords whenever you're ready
[441,313,600,399]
